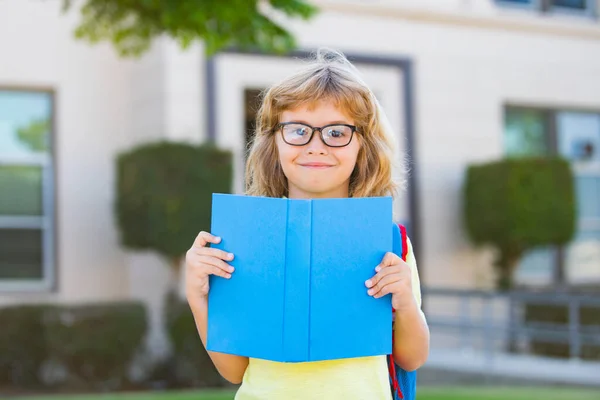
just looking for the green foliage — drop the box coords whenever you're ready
[44,302,147,388]
[61,0,319,57]
[464,157,576,289]
[0,305,50,387]
[164,294,226,388]
[115,141,232,265]
[16,118,50,152]
[0,302,146,390]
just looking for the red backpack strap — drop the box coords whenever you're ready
[398,224,408,262]
[388,223,408,399]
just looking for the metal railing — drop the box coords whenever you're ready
[422,287,600,360]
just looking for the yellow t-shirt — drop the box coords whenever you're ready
[234,237,423,400]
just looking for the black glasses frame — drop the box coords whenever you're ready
[275,122,359,148]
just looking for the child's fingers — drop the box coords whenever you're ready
[365,264,400,289]
[368,274,402,297]
[373,281,404,299]
[378,252,399,268]
[198,255,235,274]
[203,265,232,279]
[194,246,234,261]
[193,231,221,247]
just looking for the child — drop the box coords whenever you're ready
[185,48,429,400]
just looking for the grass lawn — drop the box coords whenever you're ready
[11,387,600,400]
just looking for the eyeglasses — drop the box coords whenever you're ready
[275,122,358,148]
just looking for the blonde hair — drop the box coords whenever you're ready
[245,48,406,199]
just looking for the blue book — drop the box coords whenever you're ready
[207,193,394,362]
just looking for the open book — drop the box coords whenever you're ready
[207,193,394,362]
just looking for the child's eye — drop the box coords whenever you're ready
[293,127,310,136]
[283,124,310,136]
[326,128,346,138]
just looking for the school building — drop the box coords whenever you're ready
[1,0,599,361]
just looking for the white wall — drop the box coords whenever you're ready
[163,40,205,143]
[0,0,134,304]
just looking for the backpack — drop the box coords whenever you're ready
[387,223,417,400]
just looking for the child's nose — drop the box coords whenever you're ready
[305,131,328,154]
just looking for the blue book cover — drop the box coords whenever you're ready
[207,193,394,363]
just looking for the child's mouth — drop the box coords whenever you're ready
[299,163,334,169]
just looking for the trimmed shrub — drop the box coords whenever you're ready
[0,301,147,392]
[164,294,226,388]
[0,305,51,388]
[115,141,233,272]
[464,157,576,289]
[44,302,147,389]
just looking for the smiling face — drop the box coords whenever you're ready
[276,99,361,199]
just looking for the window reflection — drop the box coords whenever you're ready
[504,108,549,157]
[0,91,51,155]
[0,229,43,280]
[0,166,43,215]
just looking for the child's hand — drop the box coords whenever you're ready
[185,231,235,303]
[365,252,414,311]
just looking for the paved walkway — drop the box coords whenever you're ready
[425,347,600,387]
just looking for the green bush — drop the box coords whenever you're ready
[0,301,147,392]
[464,157,576,289]
[44,302,147,389]
[0,305,51,388]
[114,141,232,389]
[115,141,233,271]
[164,294,226,388]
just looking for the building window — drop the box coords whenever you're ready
[505,108,551,157]
[497,0,596,16]
[551,0,588,11]
[0,89,55,291]
[504,106,600,287]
